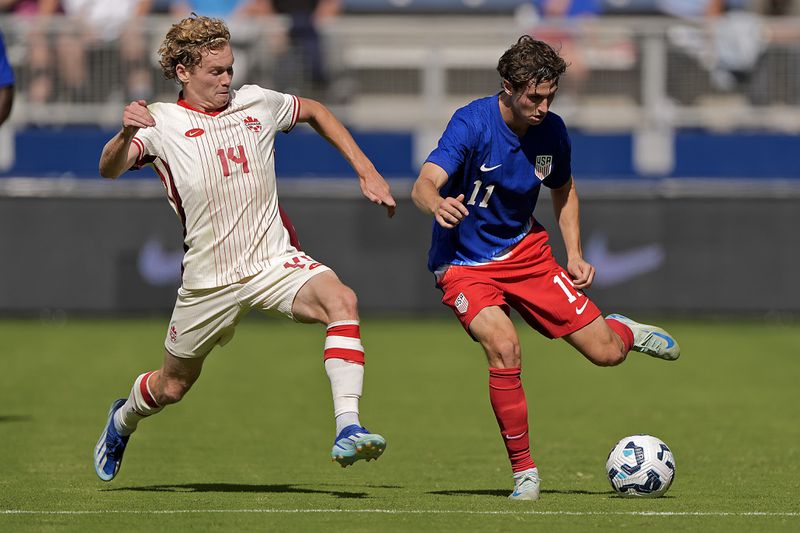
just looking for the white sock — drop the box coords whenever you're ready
[324,358,363,434]
[335,412,361,434]
[113,371,163,436]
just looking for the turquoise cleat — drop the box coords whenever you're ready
[331,424,386,468]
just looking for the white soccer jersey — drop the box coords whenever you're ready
[131,85,301,289]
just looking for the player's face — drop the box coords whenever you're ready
[181,43,234,112]
[507,79,558,126]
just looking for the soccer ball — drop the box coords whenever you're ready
[606,434,676,497]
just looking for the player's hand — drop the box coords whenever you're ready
[122,100,156,132]
[359,169,397,218]
[434,194,468,229]
[567,257,595,290]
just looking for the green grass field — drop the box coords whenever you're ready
[1,317,798,532]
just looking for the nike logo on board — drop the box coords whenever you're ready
[480,163,502,172]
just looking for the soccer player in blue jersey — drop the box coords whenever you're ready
[0,31,15,127]
[411,36,680,501]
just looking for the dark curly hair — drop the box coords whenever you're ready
[158,15,231,80]
[497,35,567,90]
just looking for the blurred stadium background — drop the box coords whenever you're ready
[1,0,799,317]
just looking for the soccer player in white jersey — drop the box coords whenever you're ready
[93,15,396,481]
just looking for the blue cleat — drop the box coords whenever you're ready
[93,398,129,482]
[607,314,681,361]
[509,467,540,501]
[331,424,386,468]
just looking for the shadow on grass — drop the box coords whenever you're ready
[103,483,369,499]
[429,488,613,498]
[0,415,33,423]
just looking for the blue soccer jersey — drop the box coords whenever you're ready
[0,32,14,88]
[425,94,572,272]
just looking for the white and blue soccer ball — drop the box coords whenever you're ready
[606,434,676,498]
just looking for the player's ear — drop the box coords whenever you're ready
[176,64,190,84]
[502,79,514,96]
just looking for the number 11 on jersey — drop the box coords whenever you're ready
[467,179,495,208]
[553,271,583,303]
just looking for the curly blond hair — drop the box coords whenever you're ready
[157,15,231,80]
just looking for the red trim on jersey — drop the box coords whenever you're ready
[139,371,159,409]
[177,93,227,116]
[327,323,361,339]
[131,137,144,162]
[152,159,189,265]
[279,204,302,250]
[286,95,300,132]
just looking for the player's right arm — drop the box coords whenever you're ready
[411,162,467,229]
[99,100,155,179]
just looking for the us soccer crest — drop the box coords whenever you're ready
[535,155,553,181]
[243,116,262,133]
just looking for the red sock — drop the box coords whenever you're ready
[489,367,536,473]
[606,318,634,353]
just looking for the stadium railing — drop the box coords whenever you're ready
[2,14,799,130]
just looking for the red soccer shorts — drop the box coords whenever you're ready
[437,225,601,339]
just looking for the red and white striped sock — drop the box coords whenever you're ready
[324,320,364,434]
[113,371,163,436]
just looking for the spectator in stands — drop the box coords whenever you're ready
[0,30,14,126]
[0,0,38,14]
[264,0,341,97]
[28,0,155,103]
[521,0,603,106]
[169,0,269,19]
[656,0,726,18]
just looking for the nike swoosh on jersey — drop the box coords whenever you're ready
[575,300,589,315]
[480,163,502,172]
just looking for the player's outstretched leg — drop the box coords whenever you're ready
[606,314,680,360]
[331,424,386,468]
[93,398,130,482]
[509,467,540,501]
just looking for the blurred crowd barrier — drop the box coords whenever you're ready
[3,13,799,128]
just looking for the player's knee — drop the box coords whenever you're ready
[326,285,358,320]
[485,336,521,367]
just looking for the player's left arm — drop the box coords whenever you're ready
[0,85,13,126]
[550,176,595,290]
[296,97,396,217]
